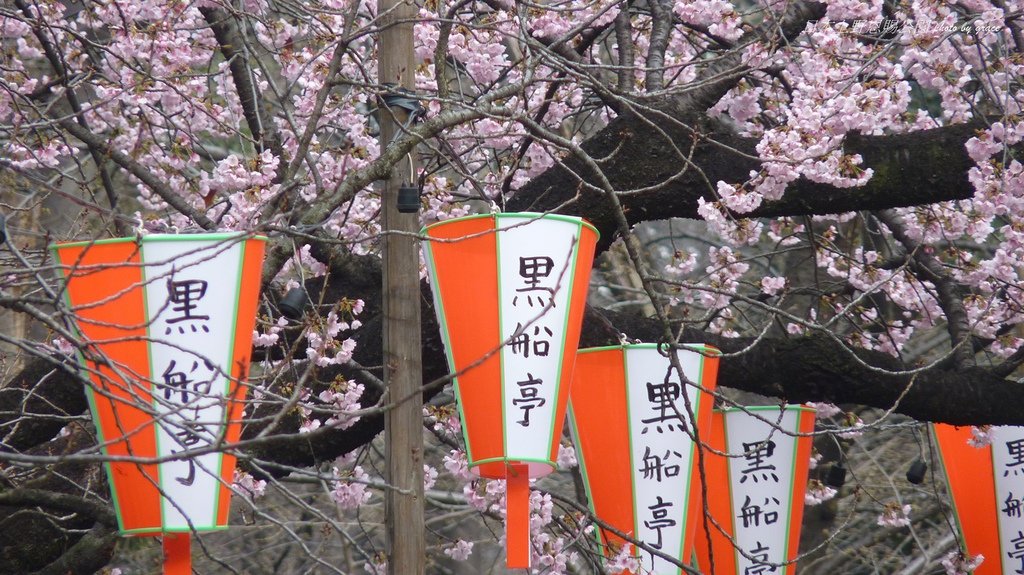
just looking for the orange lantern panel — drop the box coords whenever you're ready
[934,423,1024,575]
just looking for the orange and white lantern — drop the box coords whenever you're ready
[52,233,265,573]
[696,406,816,575]
[934,423,1024,574]
[568,343,719,574]
[422,212,598,568]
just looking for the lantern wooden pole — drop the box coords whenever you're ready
[378,0,425,573]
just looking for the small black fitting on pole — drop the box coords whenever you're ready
[279,287,308,320]
[396,184,421,213]
[825,463,847,488]
[906,458,927,484]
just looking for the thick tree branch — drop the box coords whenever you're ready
[876,209,976,369]
[14,0,128,236]
[645,0,673,92]
[0,354,87,454]
[34,524,118,575]
[588,308,1021,427]
[614,10,635,92]
[56,118,217,230]
[0,488,116,526]
[200,7,287,167]
[508,120,980,251]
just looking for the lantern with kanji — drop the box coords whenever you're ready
[52,233,265,574]
[422,212,598,568]
[695,405,816,575]
[567,343,719,574]
[934,423,1024,574]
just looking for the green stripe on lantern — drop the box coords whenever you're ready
[991,432,1007,569]
[544,218,581,468]
[567,400,605,554]
[675,348,707,575]
[138,239,167,532]
[211,239,250,530]
[51,246,132,534]
[622,345,641,566]
[420,227,476,466]
[53,232,267,249]
[495,214,509,469]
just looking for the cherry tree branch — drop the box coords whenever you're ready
[508,120,980,251]
[875,209,976,369]
[645,0,674,92]
[0,488,116,526]
[56,118,218,230]
[200,7,288,166]
[14,0,127,236]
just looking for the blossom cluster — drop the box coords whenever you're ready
[876,502,912,528]
[940,551,985,575]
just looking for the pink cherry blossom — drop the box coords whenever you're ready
[805,479,838,506]
[941,551,984,575]
[443,539,474,561]
[876,502,912,528]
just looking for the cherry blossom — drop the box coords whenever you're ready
[805,479,839,506]
[443,449,472,481]
[317,380,365,429]
[423,465,439,491]
[557,443,578,469]
[807,402,843,419]
[443,539,474,561]
[876,502,912,528]
[363,555,387,575]
[940,551,984,575]
[232,469,268,502]
[603,543,641,573]
[967,425,994,448]
[330,465,373,510]
[760,276,787,296]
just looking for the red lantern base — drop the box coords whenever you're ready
[163,533,191,575]
[506,463,531,569]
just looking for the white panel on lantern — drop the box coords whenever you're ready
[142,237,244,530]
[990,425,1024,575]
[626,346,706,575]
[724,408,801,575]
[497,215,580,470]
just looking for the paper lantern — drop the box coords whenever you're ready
[934,423,1024,574]
[422,212,598,568]
[52,233,265,573]
[695,405,816,575]
[568,343,719,574]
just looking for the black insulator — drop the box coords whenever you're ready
[906,458,928,484]
[397,185,421,213]
[279,287,308,320]
[825,463,847,488]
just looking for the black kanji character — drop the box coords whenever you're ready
[165,279,210,334]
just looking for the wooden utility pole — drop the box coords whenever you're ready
[377,0,425,573]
